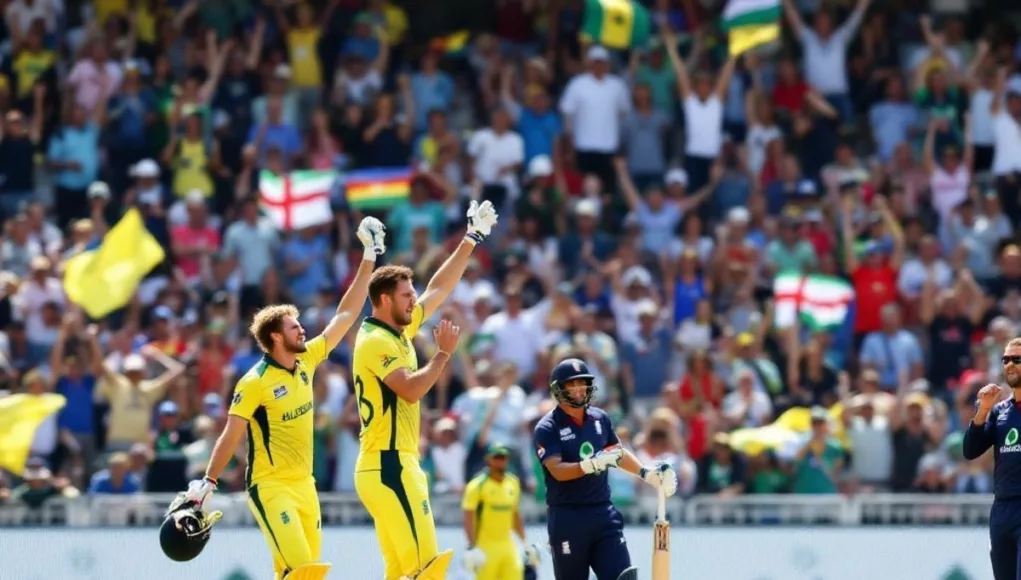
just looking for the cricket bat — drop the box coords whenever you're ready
[651,488,669,580]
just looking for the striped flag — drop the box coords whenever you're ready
[430,30,470,55]
[722,0,781,56]
[580,0,651,50]
[772,272,854,331]
[259,170,336,231]
[344,168,412,210]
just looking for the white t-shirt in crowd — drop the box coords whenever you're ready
[969,89,995,146]
[897,258,953,299]
[683,95,723,158]
[929,164,970,222]
[559,72,631,153]
[992,109,1021,175]
[467,127,524,196]
[746,124,783,176]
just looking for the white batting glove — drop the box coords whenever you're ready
[580,445,623,475]
[463,547,487,572]
[465,200,498,245]
[182,477,216,509]
[524,544,542,568]
[640,462,679,497]
[357,216,386,260]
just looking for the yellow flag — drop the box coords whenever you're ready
[729,23,779,57]
[0,394,66,475]
[63,208,166,319]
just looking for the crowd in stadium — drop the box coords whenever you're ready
[0,0,1020,512]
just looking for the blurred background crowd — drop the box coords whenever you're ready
[1,0,1020,514]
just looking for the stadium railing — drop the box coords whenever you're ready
[0,493,995,527]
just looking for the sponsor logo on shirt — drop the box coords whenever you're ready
[1003,427,1021,453]
[559,427,575,441]
[273,386,288,399]
[381,355,398,369]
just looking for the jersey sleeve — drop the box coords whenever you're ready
[228,374,265,420]
[461,476,482,511]
[299,334,329,368]
[533,420,562,462]
[603,414,620,447]
[403,303,426,339]
[362,333,413,379]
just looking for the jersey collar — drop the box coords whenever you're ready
[261,353,299,374]
[364,316,402,339]
[553,405,589,427]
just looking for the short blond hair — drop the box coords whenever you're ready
[249,304,300,353]
[1007,337,1021,350]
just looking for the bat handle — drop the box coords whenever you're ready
[656,487,666,522]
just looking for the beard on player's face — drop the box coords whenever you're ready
[1008,367,1020,389]
[390,298,413,326]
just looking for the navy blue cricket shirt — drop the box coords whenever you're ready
[964,399,1021,499]
[533,406,620,507]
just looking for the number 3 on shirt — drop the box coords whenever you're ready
[355,375,374,428]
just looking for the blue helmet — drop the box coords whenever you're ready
[549,358,596,408]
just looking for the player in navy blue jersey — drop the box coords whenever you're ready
[963,337,1021,580]
[533,358,679,580]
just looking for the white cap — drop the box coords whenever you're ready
[274,64,292,79]
[123,354,146,373]
[131,159,159,179]
[185,189,206,205]
[587,45,610,61]
[575,198,600,217]
[727,207,750,223]
[87,181,111,199]
[473,285,495,303]
[528,155,553,178]
[622,266,652,287]
[664,168,688,187]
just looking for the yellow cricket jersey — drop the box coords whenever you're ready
[462,471,521,546]
[287,28,322,88]
[229,335,329,487]
[13,50,54,98]
[352,303,426,470]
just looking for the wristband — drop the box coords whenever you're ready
[464,232,483,246]
[203,476,218,486]
[363,246,377,261]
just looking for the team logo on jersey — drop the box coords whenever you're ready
[561,541,571,555]
[537,445,546,459]
[281,511,290,524]
[299,370,309,385]
[273,386,288,399]
[381,355,398,369]
[572,361,582,372]
[1002,427,1021,453]
[579,441,595,459]
[559,427,575,441]
[422,500,430,516]
[232,392,242,405]
[595,421,602,435]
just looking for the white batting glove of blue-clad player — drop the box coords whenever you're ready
[357,216,386,261]
[580,445,623,474]
[523,544,542,567]
[640,462,679,497]
[465,200,498,245]
[463,547,487,572]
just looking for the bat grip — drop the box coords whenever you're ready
[656,487,666,522]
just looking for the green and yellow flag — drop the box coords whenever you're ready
[580,0,651,50]
[722,0,781,56]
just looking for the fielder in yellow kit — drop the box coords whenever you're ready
[353,200,499,580]
[180,217,388,580]
[461,446,541,580]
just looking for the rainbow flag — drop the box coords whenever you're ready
[344,168,412,210]
[430,30,470,55]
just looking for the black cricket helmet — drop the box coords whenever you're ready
[549,358,596,408]
[159,493,223,562]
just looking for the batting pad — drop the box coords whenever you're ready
[283,562,332,580]
[413,549,453,580]
[616,566,639,580]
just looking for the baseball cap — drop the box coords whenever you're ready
[203,393,225,418]
[528,155,553,178]
[486,444,510,458]
[158,400,179,416]
[123,353,146,373]
[87,181,111,199]
[131,159,160,179]
[664,168,688,187]
[586,45,610,61]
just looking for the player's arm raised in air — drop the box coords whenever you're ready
[375,319,461,403]
[322,217,387,350]
[418,200,498,319]
[964,384,1002,460]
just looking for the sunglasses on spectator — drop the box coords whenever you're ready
[1002,356,1021,366]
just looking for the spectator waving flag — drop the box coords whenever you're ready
[259,170,336,231]
[344,167,412,210]
[0,393,66,475]
[580,0,651,49]
[430,30,470,56]
[62,208,166,319]
[722,0,781,56]
[772,272,854,331]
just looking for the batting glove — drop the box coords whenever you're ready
[463,547,487,572]
[356,216,387,261]
[182,477,216,509]
[524,544,542,568]
[465,200,498,245]
[640,462,679,497]
[580,445,623,475]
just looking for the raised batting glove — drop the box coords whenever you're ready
[580,445,623,475]
[640,462,679,497]
[524,544,542,568]
[356,216,386,260]
[182,477,216,510]
[463,547,487,572]
[465,200,498,245]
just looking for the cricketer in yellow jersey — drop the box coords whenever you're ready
[352,200,499,580]
[462,445,542,580]
[174,217,387,580]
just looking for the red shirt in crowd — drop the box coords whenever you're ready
[852,264,898,334]
[772,81,809,114]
